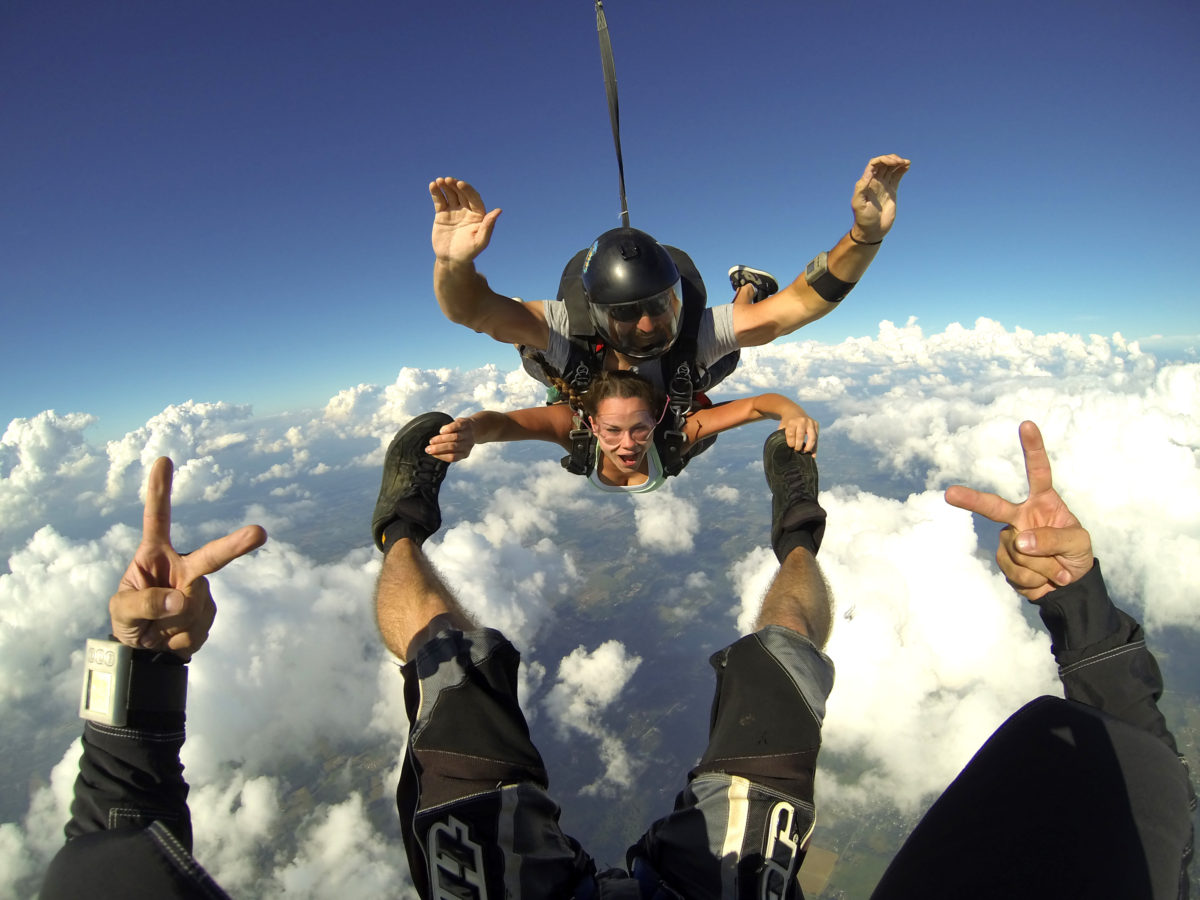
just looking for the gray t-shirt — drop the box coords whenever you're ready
[532,299,739,391]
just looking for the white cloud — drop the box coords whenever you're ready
[103,400,254,504]
[0,824,36,897]
[426,513,582,650]
[0,410,100,487]
[544,641,643,795]
[192,774,283,891]
[704,483,740,503]
[0,745,81,897]
[178,542,386,783]
[3,320,1196,893]
[633,488,699,554]
[831,355,1200,630]
[0,525,131,707]
[0,411,105,545]
[814,489,1059,813]
[265,794,410,899]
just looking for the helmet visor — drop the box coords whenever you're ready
[591,280,684,359]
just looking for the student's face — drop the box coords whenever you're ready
[589,396,657,472]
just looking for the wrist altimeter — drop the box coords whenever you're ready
[805,251,856,303]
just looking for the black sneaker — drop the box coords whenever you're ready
[372,412,454,551]
[763,430,827,560]
[729,265,779,303]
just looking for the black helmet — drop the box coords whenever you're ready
[581,227,683,360]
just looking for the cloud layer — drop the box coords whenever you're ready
[3,320,1197,895]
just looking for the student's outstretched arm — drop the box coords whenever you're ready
[685,393,819,454]
[426,404,576,462]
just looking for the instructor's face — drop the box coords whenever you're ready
[611,309,675,355]
[596,283,683,358]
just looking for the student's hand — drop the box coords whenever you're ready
[430,178,502,265]
[426,418,477,463]
[778,415,820,456]
[850,154,911,243]
[110,458,267,659]
[945,421,1093,602]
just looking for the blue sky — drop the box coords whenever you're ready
[3,0,1198,439]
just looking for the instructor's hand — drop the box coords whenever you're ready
[430,178,502,265]
[850,154,911,242]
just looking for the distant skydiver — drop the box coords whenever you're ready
[428,153,911,402]
[371,416,1193,899]
[417,369,819,495]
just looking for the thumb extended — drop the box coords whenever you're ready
[1014,525,1091,559]
[113,587,186,624]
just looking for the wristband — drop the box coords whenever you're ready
[849,230,883,246]
[805,252,856,303]
[80,638,188,726]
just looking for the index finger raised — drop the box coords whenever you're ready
[944,484,1020,526]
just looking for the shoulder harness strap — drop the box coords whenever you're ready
[559,248,606,393]
[562,407,596,476]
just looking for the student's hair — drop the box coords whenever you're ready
[527,354,666,418]
[578,370,667,419]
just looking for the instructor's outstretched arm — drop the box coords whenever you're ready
[733,153,911,346]
[429,177,550,348]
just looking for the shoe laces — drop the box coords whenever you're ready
[777,455,815,504]
[410,453,447,491]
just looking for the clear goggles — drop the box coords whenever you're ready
[591,401,671,445]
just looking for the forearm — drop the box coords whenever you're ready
[736,233,882,344]
[65,651,192,849]
[826,230,884,283]
[1038,560,1179,754]
[66,718,192,849]
[466,410,519,445]
[749,393,806,423]
[433,259,507,330]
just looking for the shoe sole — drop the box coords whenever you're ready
[728,265,780,303]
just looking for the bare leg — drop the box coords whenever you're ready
[374,539,474,662]
[728,266,779,306]
[731,283,757,306]
[755,546,833,648]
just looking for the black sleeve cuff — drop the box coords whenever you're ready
[120,646,189,731]
[1035,559,1127,658]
